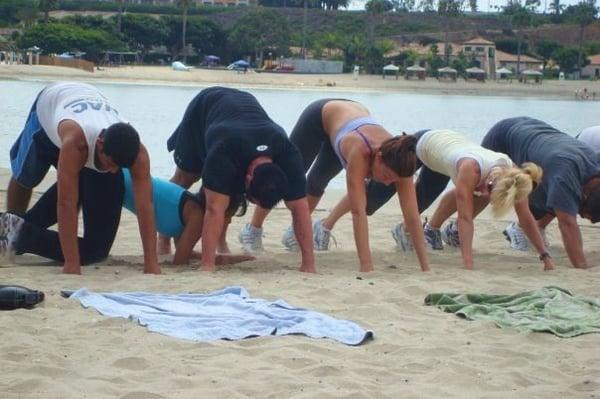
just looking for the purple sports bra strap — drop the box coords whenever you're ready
[355,128,374,155]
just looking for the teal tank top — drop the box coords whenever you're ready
[122,169,187,237]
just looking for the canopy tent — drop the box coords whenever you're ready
[405,64,426,80]
[172,61,192,71]
[202,55,220,67]
[382,63,400,79]
[465,66,486,81]
[437,66,458,82]
[521,69,543,84]
[496,67,513,81]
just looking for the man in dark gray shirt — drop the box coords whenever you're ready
[482,117,600,268]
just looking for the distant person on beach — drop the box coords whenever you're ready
[482,117,600,269]
[308,128,552,270]
[165,86,315,273]
[241,99,430,273]
[0,170,253,267]
[2,82,159,275]
[577,125,600,152]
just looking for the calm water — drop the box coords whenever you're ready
[1,79,598,188]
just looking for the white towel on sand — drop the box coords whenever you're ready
[62,286,373,345]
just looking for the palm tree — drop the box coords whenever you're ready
[568,0,598,77]
[177,0,190,62]
[117,0,124,32]
[437,0,464,66]
[39,0,57,23]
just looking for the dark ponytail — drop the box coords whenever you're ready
[379,133,417,177]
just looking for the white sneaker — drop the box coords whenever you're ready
[391,223,413,251]
[313,219,335,251]
[502,222,529,251]
[281,225,299,252]
[238,223,264,253]
[0,213,24,260]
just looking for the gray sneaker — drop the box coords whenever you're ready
[281,225,299,252]
[0,213,24,260]
[313,219,335,251]
[238,223,264,253]
[441,221,460,248]
[424,223,443,250]
[391,223,413,251]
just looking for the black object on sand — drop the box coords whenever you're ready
[0,285,45,310]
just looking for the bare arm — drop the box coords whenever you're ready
[285,197,316,273]
[396,178,430,272]
[454,161,480,270]
[200,189,229,271]
[555,209,588,268]
[514,200,555,271]
[346,153,372,272]
[56,121,87,274]
[130,145,160,274]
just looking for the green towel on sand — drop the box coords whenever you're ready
[424,286,600,338]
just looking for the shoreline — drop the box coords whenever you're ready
[2,64,600,99]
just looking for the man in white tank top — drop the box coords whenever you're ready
[4,82,160,275]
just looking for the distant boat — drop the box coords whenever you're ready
[172,61,192,71]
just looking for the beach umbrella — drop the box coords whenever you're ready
[496,67,512,75]
[233,59,250,68]
[206,55,220,61]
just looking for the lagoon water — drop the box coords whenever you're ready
[1,79,598,189]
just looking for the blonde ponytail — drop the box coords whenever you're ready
[489,162,543,217]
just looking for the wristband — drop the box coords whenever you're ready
[539,252,551,261]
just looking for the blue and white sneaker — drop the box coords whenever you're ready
[502,222,529,251]
[424,223,444,250]
[281,225,299,252]
[441,221,460,248]
[391,223,413,251]
[238,223,264,254]
[0,213,24,260]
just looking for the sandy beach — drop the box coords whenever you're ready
[2,63,600,99]
[2,67,600,398]
[1,164,600,398]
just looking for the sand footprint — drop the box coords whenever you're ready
[112,357,151,371]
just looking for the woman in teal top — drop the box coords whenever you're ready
[122,169,252,265]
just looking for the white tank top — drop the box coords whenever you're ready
[578,126,600,153]
[416,129,512,184]
[36,82,124,172]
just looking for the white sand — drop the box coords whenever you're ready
[1,67,599,397]
[1,166,600,398]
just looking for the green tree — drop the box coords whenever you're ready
[177,0,190,62]
[18,22,125,61]
[419,0,435,12]
[39,0,57,23]
[503,0,538,74]
[451,50,468,74]
[564,0,598,77]
[468,0,477,12]
[549,0,563,16]
[535,40,561,73]
[228,9,291,65]
[553,46,581,73]
[116,0,124,32]
[365,0,394,13]
[121,14,169,57]
[438,0,464,66]
[427,43,444,73]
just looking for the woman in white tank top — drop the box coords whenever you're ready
[417,129,552,270]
